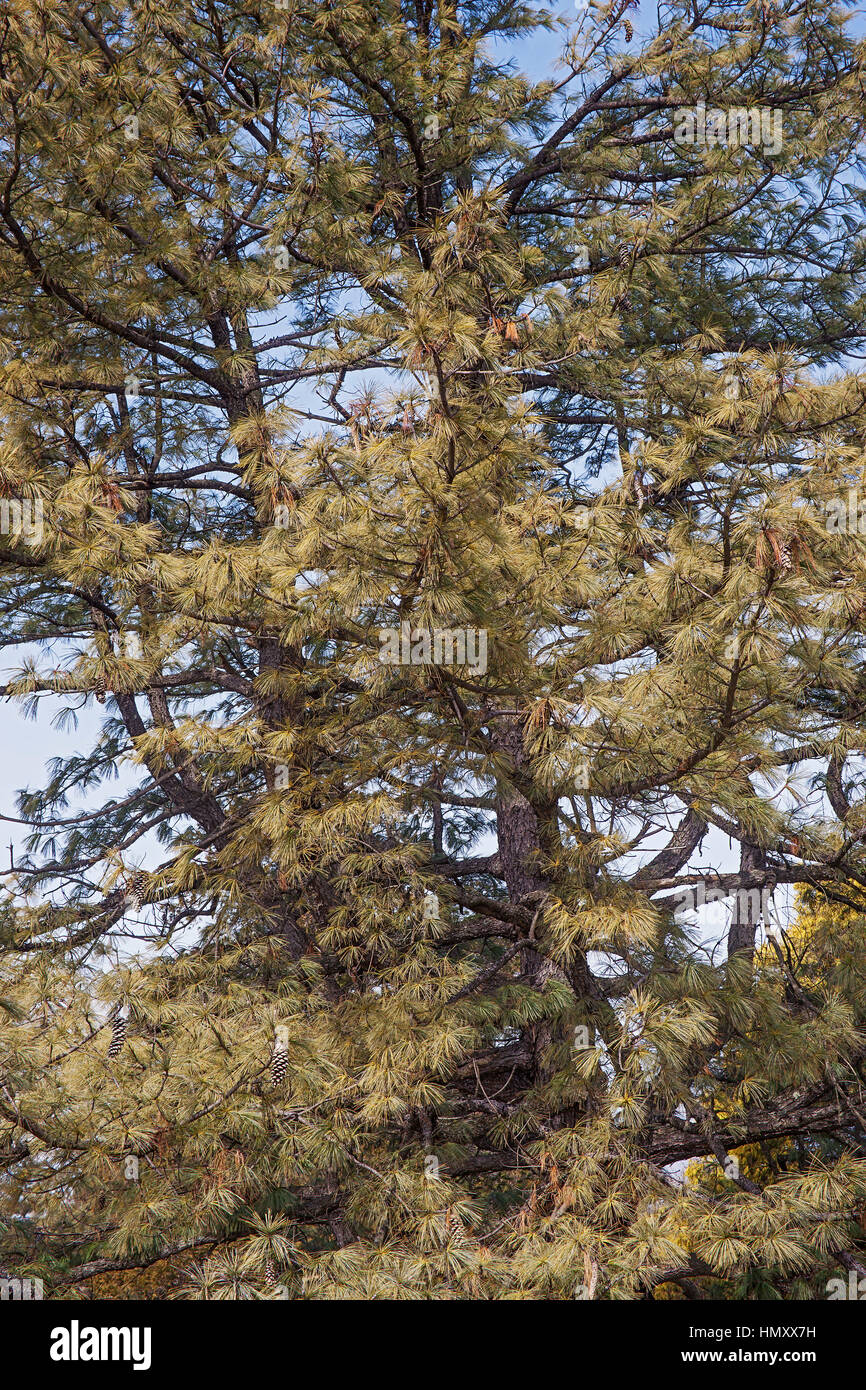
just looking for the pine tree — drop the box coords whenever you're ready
[1,0,866,1301]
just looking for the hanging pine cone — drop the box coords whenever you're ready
[95,673,106,704]
[128,868,148,910]
[624,18,633,42]
[107,1011,127,1059]
[265,1257,277,1287]
[271,1037,288,1087]
[756,525,795,575]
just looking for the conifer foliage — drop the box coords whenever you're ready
[2,0,866,1299]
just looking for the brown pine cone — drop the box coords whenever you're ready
[271,1039,288,1087]
[107,1013,127,1060]
[128,868,148,909]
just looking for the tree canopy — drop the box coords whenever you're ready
[2,0,866,1300]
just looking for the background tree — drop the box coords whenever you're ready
[1,0,866,1300]
[680,885,866,1299]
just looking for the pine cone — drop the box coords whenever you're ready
[95,673,106,705]
[265,1257,277,1287]
[271,1038,288,1087]
[624,18,633,42]
[128,869,148,910]
[756,526,794,575]
[107,1013,127,1059]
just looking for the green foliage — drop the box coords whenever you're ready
[1,0,866,1300]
